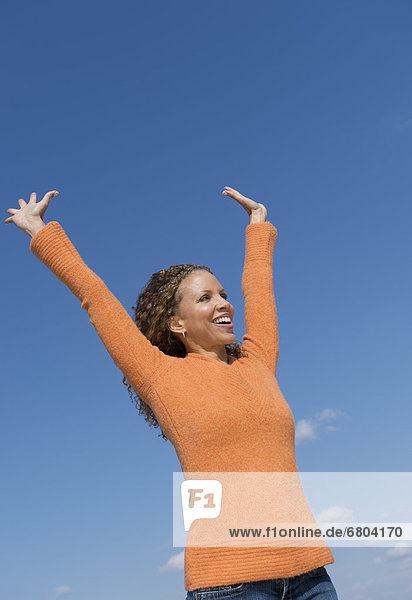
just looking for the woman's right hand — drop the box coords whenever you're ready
[4,190,59,237]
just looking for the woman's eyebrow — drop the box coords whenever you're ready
[199,288,225,293]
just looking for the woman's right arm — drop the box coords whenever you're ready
[29,221,173,395]
[5,191,174,400]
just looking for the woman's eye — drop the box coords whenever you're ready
[199,294,227,301]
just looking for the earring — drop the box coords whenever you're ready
[182,331,186,338]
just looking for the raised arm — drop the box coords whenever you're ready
[222,186,279,374]
[4,189,174,403]
[241,221,279,373]
[28,221,174,396]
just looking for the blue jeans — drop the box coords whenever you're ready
[185,566,338,599]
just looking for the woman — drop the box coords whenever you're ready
[5,187,339,599]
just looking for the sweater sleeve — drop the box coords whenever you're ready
[29,221,174,399]
[241,221,279,374]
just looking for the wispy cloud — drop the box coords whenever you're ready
[157,550,185,573]
[315,408,345,421]
[295,408,347,445]
[295,419,317,444]
[340,576,378,599]
[53,586,72,600]
[375,545,412,571]
[342,569,412,600]
[314,504,355,522]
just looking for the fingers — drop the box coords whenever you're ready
[4,207,18,224]
[26,190,58,205]
[27,190,59,204]
[38,191,59,215]
[38,190,59,206]
[43,190,59,201]
[221,186,264,218]
[222,186,238,196]
[222,186,248,201]
[4,190,59,226]
[222,186,253,204]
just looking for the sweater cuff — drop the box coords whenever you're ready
[245,221,277,262]
[29,221,60,251]
[30,221,85,275]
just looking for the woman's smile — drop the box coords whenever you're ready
[212,321,234,329]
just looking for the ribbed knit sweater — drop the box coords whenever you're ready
[30,220,334,591]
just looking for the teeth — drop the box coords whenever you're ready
[213,317,231,324]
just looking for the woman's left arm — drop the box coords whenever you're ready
[222,187,279,374]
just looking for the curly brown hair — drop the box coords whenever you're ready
[122,264,248,441]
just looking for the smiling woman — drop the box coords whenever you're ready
[6,185,338,599]
[122,261,247,438]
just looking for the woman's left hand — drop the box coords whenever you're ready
[222,186,267,223]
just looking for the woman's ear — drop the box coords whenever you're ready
[168,317,179,335]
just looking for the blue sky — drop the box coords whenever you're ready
[1,1,411,598]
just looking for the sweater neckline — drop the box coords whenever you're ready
[185,352,237,366]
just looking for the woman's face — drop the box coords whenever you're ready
[170,270,235,349]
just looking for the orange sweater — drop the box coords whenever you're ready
[30,220,334,591]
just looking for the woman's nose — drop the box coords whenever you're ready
[217,298,230,309]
